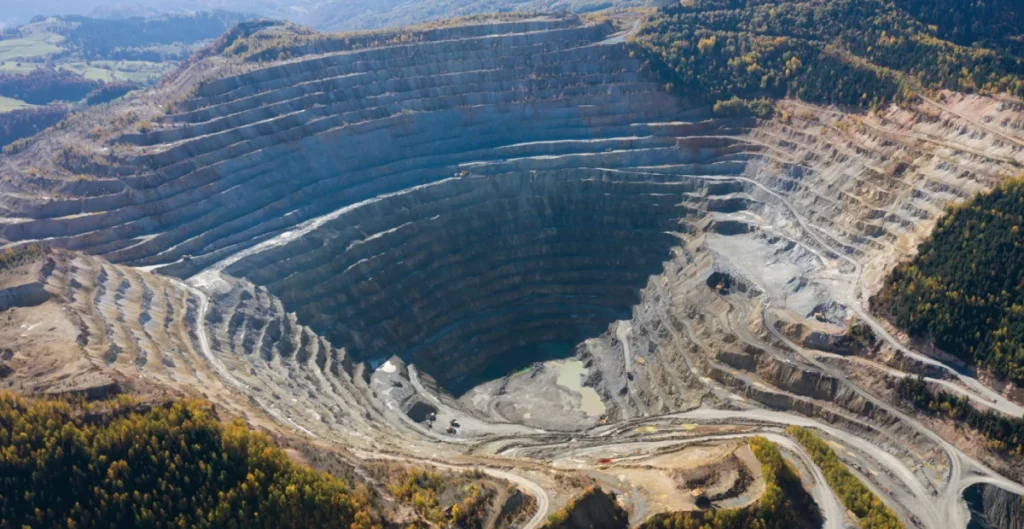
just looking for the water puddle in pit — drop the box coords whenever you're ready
[556,360,606,417]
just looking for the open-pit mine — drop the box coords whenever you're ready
[2,12,1024,529]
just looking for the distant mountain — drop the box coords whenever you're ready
[302,0,658,32]
[88,3,170,19]
[5,0,663,32]
[2,0,320,28]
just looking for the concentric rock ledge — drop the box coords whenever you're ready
[1,15,1023,449]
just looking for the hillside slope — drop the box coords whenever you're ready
[634,0,1024,109]
[304,0,655,32]
[874,178,1024,383]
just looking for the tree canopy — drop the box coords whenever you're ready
[788,426,904,529]
[0,392,380,529]
[897,376,1024,457]
[873,176,1024,384]
[633,0,1024,110]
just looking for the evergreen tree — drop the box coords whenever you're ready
[0,392,381,529]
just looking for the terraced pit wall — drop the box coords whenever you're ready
[2,13,1024,445]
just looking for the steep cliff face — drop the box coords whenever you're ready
[965,484,1024,529]
[1,16,686,277]
[0,15,750,393]
[224,172,709,391]
[1,12,1021,406]
[1,10,1021,410]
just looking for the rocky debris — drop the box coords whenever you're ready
[964,484,1024,529]
[808,302,849,326]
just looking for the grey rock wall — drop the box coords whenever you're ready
[966,484,1024,529]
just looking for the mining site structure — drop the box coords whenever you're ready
[1,13,1024,529]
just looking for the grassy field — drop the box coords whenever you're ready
[0,34,64,62]
[0,35,177,113]
[63,60,176,83]
[0,62,42,74]
[0,96,36,111]
[58,63,118,82]
[0,55,175,113]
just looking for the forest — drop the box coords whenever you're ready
[0,68,102,106]
[85,82,142,106]
[787,427,904,529]
[872,176,1024,384]
[368,464,514,529]
[0,105,68,150]
[633,0,1024,111]
[0,392,381,529]
[0,244,45,270]
[0,12,253,61]
[897,376,1024,457]
[889,0,1022,55]
[57,12,253,60]
[639,437,819,529]
[0,11,252,149]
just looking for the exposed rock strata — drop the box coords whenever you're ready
[1,15,1024,527]
[965,484,1024,529]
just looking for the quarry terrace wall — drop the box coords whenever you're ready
[1,14,1023,416]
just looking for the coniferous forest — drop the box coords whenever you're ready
[0,392,380,529]
[896,376,1024,457]
[633,0,1024,111]
[872,177,1024,384]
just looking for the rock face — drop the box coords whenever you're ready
[225,172,708,391]
[1,13,1022,406]
[1,17,686,275]
[547,488,629,529]
[965,484,1024,529]
[0,15,752,392]
[2,15,1024,525]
